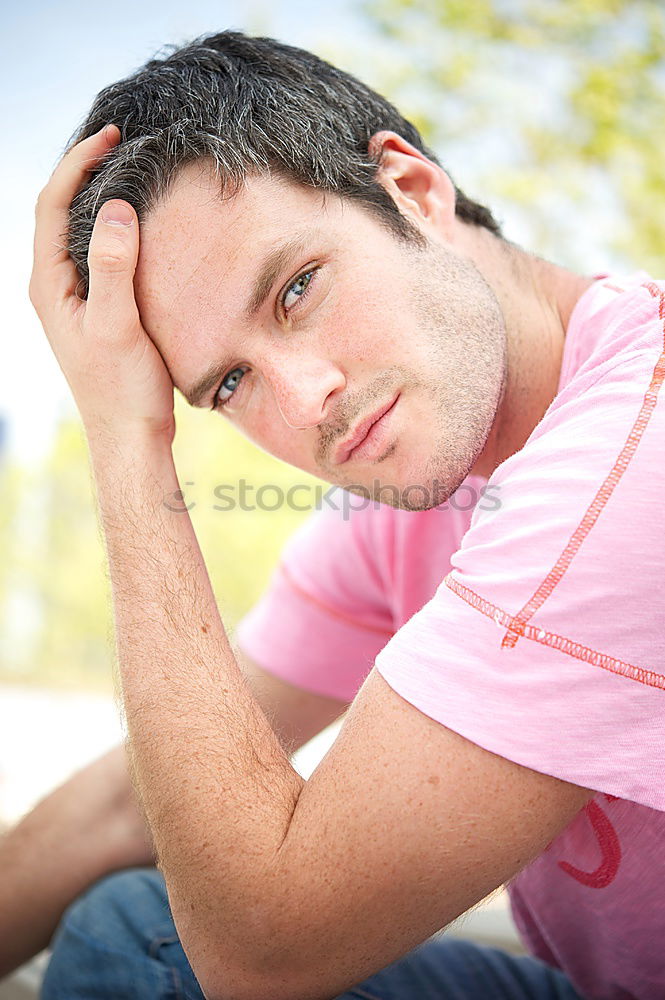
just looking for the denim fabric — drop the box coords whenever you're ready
[41,868,584,999]
[41,870,203,1000]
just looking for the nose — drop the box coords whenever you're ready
[268,355,346,430]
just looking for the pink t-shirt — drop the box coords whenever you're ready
[237,273,665,999]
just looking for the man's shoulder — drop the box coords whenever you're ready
[559,272,664,394]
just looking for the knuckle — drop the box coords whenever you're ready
[28,275,41,309]
[91,250,129,275]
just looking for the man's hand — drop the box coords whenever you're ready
[29,124,175,444]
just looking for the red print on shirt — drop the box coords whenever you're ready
[556,796,622,888]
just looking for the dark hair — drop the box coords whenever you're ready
[66,30,503,296]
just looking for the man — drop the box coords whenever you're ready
[6,28,664,999]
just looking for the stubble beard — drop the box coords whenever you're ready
[344,240,508,513]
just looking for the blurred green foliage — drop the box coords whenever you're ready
[352,0,664,272]
[2,1,663,689]
[0,399,323,690]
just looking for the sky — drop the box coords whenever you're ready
[0,0,364,461]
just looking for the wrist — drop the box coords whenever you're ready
[84,416,175,463]
[66,749,155,872]
[86,423,177,491]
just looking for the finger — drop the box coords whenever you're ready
[85,199,142,336]
[31,125,121,302]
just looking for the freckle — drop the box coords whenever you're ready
[201,623,209,633]
[428,774,440,786]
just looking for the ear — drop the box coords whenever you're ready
[368,131,456,240]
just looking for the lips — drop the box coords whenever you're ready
[333,393,400,465]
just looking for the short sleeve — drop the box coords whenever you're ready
[235,490,396,702]
[375,302,665,811]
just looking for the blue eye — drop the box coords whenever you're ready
[214,365,249,409]
[283,269,316,312]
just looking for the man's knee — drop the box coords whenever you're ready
[41,868,178,1000]
[56,867,171,952]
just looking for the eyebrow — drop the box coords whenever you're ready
[182,232,312,408]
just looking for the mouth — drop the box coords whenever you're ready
[333,393,400,466]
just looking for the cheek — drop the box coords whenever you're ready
[235,401,275,449]
[240,410,320,479]
[233,395,298,463]
[325,295,406,366]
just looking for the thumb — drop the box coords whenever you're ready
[86,199,140,329]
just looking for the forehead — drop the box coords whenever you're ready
[134,163,336,369]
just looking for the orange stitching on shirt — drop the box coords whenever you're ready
[279,563,394,639]
[446,575,665,691]
[501,281,665,650]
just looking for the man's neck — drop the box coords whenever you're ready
[459,227,596,478]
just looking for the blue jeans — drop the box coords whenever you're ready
[41,869,584,999]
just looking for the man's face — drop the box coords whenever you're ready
[135,162,507,510]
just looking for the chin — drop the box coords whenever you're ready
[352,452,477,511]
[340,468,468,513]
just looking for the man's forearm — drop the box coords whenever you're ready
[0,746,154,978]
[90,433,305,993]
